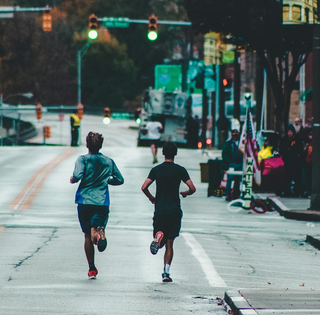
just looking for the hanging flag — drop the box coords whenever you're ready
[238,107,261,185]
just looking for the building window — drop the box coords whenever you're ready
[314,7,319,23]
[292,5,302,21]
[305,7,310,23]
[283,5,290,21]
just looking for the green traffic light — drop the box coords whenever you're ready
[103,117,111,125]
[88,30,98,39]
[148,31,158,41]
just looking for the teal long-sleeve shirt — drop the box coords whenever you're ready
[71,153,124,205]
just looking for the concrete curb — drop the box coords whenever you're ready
[267,196,320,221]
[306,235,320,250]
[224,289,320,315]
[224,290,258,315]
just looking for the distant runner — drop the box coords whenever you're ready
[146,116,163,164]
[70,131,124,279]
[141,141,196,282]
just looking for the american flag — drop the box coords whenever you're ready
[238,107,261,185]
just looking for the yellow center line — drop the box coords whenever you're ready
[9,147,76,210]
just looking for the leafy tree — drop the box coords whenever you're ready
[185,0,313,133]
[0,0,191,110]
[0,9,76,104]
[77,31,136,109]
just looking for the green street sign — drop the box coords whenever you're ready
[155,65,203,94]
[155,65,182,92]
[222,51,235,64]
[103,17,129,28]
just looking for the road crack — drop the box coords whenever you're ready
[12,228,57,271]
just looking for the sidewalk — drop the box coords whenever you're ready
[261,194,320,250]
[224,195,320,315]
[225,289,320,315]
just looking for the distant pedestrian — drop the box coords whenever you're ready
[70,110,80,146]
[221,129,243,201]
[146,116,163,164]
[258,138,273,162]
[141,141,196,282]
[279,124,303,197]
[294,117,304,140]
[70,131,124,279]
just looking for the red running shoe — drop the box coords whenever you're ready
[88,267,98,279]
[150,231,164,255]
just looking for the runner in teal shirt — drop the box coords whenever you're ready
[70,131,124,279]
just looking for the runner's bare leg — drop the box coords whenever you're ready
[164,239,174,265]
[84,233,94,264]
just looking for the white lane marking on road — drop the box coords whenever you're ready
[240,310,258,315]
[182,232,227,288]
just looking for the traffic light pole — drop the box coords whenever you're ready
[97,17,191,26]
[77,41,92,104]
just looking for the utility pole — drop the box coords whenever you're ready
[310,23,320,210]
[77,41,91,104]
[233,50,240,121]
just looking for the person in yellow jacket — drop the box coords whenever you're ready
[70,110,81,146]
[258,139,273,162]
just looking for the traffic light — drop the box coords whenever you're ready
[134,108,142,124]
[43,10,52,32]
[222,78,231,88]
[43,126,51,138]
[88,14,98,39]
[36,103,42,120]
[77,103,84,120]
[103,107,111,124]
[148,14,158,41]
[222,77,232,101]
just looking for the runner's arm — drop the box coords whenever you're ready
[141,178,156,204]
[180,179,196,198]
[108,161,124,186]
[70,156,84,184]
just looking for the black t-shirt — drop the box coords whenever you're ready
[148,162,190,214]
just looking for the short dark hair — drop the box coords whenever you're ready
[86,132,104,153]
[162,141,177,159]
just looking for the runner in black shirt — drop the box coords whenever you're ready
[141,141,196,282]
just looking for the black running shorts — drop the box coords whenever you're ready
[149,139,160,148]
[77,204,109,233]
[153,211,182,240]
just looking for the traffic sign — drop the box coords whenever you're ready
[103,17,129,28]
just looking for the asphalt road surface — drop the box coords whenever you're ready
[1,115,320,314]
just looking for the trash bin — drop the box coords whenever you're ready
[200,163,209,183]
[207,158,223,197]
